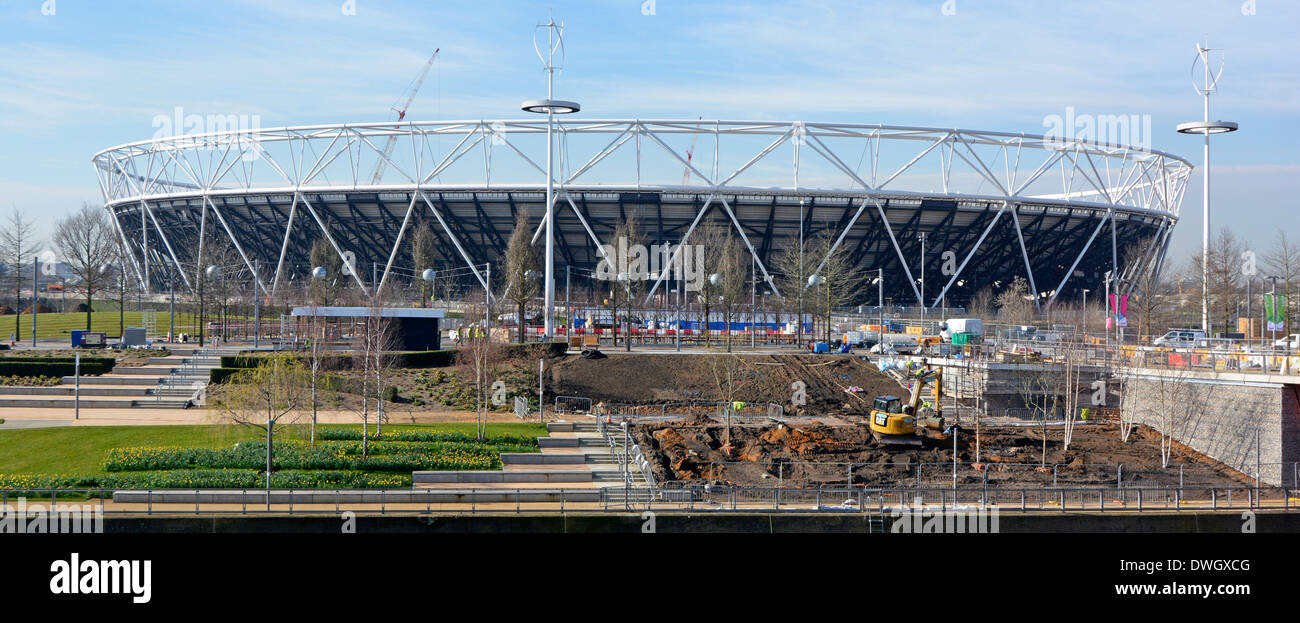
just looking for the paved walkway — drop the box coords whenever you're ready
[0,407,529,427]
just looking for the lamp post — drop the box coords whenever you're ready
[807,274,823,344]
[873,269,883,351]
[521,15,580,340]
[1177,38,1239,338]
[1081,289,1089,337]
[253,259,260,349]
[199,264,220,347]
[918,232,926,318]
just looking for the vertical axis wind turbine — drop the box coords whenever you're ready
[1177,37,1238,336]
[521,15,580,338]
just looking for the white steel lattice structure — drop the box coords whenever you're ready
[92,119,1192,307]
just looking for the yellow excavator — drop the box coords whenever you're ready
[869,367,943,446]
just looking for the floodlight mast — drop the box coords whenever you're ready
[521,15,580,340]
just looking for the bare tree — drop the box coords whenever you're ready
[1188,226,1245,333]
[304,295,325,445]
[967,285,996,320]
[1058,331,1085,451]
[106,238,138,337]
[504,209,539,344]
[1125,237,1170,341]
[367,294,399,440]
[410,220,439,306]
[715,232,747,352]
[0,206,42,338]
[996,276,1035,326]
[52,204,116,331]
[709,353,757,455]
[458,301,495,441]
[612,216,646,352]
[692,221,733,348]
[1124,365,1215,468]
[309,235,344,305]
[771,231,813,347]
[803,233,854,345]
[209,353,309,487]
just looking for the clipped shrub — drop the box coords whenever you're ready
[0,361,110,378]
[0,469,411,490]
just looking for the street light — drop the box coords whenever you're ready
[871,269,883,352]
[1177,38,1239,337]
[1081,289,1090,336]
[199,264,220,346]
[521,15,581,340]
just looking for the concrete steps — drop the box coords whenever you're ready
[1,351,226,409]
[414,471,596,485]
[0,397,193,409]
[62,375,164,385]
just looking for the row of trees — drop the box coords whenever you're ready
[499,210,861,351]
[0,204,139,335]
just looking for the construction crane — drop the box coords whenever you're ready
[681,115,702,185]
[371,47,440,185]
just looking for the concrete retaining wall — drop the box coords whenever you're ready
[1121,368,1300,485]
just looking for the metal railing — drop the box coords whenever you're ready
[553,395,592,415]
[2,482,1293,517]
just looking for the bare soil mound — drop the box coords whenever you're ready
[548,353,896,415]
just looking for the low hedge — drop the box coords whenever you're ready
[209,367,242,384]
[101,440,502,473]
[0,361,111,378]
[0,470,411,490]
[316,428,538,447]
[221,349,459,371]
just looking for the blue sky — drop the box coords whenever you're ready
[0,0,1295,266]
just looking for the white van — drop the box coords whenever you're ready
[1153,329,1206,348]
[1273,334,1300,350]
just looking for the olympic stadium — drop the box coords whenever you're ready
[91,119,1192,309]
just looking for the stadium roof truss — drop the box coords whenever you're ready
[93,119,1191,307]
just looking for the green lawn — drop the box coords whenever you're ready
[0,311,201,340]
[0,422,547,475]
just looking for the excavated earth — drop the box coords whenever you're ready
[632,418,1251,489]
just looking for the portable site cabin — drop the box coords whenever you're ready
[289,307,445,351]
